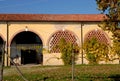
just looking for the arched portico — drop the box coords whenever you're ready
[10,31,43,65]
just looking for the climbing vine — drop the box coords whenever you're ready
[83,37,109,64]
[53,38,79,65]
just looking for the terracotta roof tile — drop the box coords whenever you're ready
[0,14,106,22]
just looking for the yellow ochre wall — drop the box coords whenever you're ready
[0,21,116,66]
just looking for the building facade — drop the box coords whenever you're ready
[0,14,118,66]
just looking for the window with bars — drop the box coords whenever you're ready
[49,30,78,53]
[84,29,110,45]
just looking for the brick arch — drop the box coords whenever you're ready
[48,30,80,53]
[9,29,44,46]
[84,29,111,45]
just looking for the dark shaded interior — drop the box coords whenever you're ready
[0,37,4,63]
[15,31,42,44]
[21,49,37,64]
[11,31,43,65]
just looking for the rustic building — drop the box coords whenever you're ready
[0,14,117,66]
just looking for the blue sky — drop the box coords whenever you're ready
[0,0,100,14]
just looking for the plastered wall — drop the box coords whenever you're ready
[0,21,114,66]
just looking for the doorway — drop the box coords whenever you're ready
[21,49,37,64]
[10,31,43,65]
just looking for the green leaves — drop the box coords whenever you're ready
[96,0,109,12]
[54,38,79,65]
[96,0,120,28]
[96,0,120,63]
[83,37,109,64]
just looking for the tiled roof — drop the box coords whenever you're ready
[0,14,106,22]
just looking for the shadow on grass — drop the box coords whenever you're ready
[108,74,120,81]
[35,75,120,81]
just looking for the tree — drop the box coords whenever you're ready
[83,37,109,64]
[96,0,120,62]
[53,38,79,65]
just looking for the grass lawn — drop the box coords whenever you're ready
[3,64,120,81]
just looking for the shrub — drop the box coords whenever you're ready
[83,37,109,64]
[54,38,79,65]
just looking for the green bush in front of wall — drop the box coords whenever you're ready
[83,37,109,64]
[53,38,79,65]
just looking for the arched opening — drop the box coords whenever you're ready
[84,29,110,45]
[48,30,79,53]
[10,31,43,65]
[0,37,4,63]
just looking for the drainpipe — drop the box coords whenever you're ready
[81,23,84,64]
[6,22,9,66]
